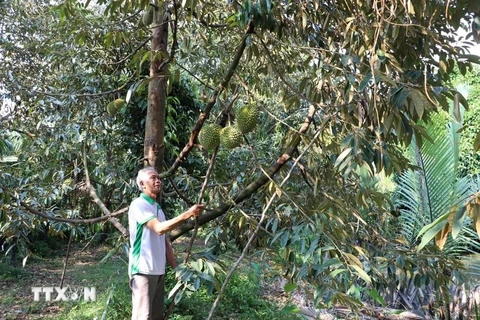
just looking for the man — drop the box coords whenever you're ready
[128,166,205,320]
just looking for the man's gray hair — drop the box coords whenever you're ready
[136,166,158,191]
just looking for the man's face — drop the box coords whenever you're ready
[143,171,162,195]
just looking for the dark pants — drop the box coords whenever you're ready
[130,274,166,320]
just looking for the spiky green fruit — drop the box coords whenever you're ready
[114,98,126,111]
[198,124,222,150]
[106,99,126,116]
[235,104,259,134]
[142,7,154,26]
[220,126,243,149]
[106,101,117,116]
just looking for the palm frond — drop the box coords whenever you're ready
[415,112,457,222]
[394,110,480,252]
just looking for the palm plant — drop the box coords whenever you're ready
[392,106,480,317]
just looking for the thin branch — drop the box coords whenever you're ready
[166,176,195,206]
[109,36,152,66]
[0,183,128,224]
[11,128,36,139]
[183,3,229,29]
[184,146,218,262]
[59,232,73,289]
[32,72,136,99]
[82,125,129,237]
[34,86,122,99]
[172,60,214,90]
[164,146,219,320]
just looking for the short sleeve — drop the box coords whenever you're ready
[129,199,156,225]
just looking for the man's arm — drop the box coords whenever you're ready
[146,204,204,235]
[165,239,178,268]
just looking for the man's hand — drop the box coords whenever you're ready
[188,204,205,219]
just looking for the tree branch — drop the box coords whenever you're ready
[11,129,36,139]
[0,182,128,224]
[166,176,195,206]
[82,127,129,237]
[109,36,152,66]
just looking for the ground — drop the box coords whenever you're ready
[0,242,124,320]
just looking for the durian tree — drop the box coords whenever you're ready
[3,0,480,315]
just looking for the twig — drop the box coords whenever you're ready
[167,176,195,206]
[59,231,73,289]
[171,60,214,90]
[10,128,36,139]
[184,146,218,263]
[164,146,219,320]
[109,36,152,66]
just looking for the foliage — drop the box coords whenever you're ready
[452,65,480,176]
[393,109,480,252]
[389,107,480,316]
[170,271,297,320]
[0,243,298,320]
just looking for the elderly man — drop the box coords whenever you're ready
[128,166,204,320]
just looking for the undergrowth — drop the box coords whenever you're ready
[0,241,300,320]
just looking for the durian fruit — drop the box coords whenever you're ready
[198,124,222,150]
[114,98,126,111]
[106,98,126,116]
[235,104,259,134]
[142,7,154,26]
[220,126,243,149]
[106,101,117,116]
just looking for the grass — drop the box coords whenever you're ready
[0,239,301,320]
[0,241,129,320]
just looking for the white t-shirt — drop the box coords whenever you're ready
[128,193,166,278]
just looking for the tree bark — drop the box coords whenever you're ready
[144,3,168,171]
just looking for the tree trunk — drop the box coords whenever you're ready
[144,2,168,171]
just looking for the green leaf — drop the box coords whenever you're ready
[409,89,425,119]
[452,206,466,239]
[284,282,297,293]
[411,124,434,144]
[327,268,347,279]
[282,305,300,313]
[391,86,409,108]
[416,213,449,251]
[359,72,372,91]
[439,59,447,74]
[474,130,480,152]
[367,288,386,306]
[351,265,371,284]
[376,49,386,62]
[335,147,352,167]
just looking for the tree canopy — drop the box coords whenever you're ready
[2,0,480,316]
